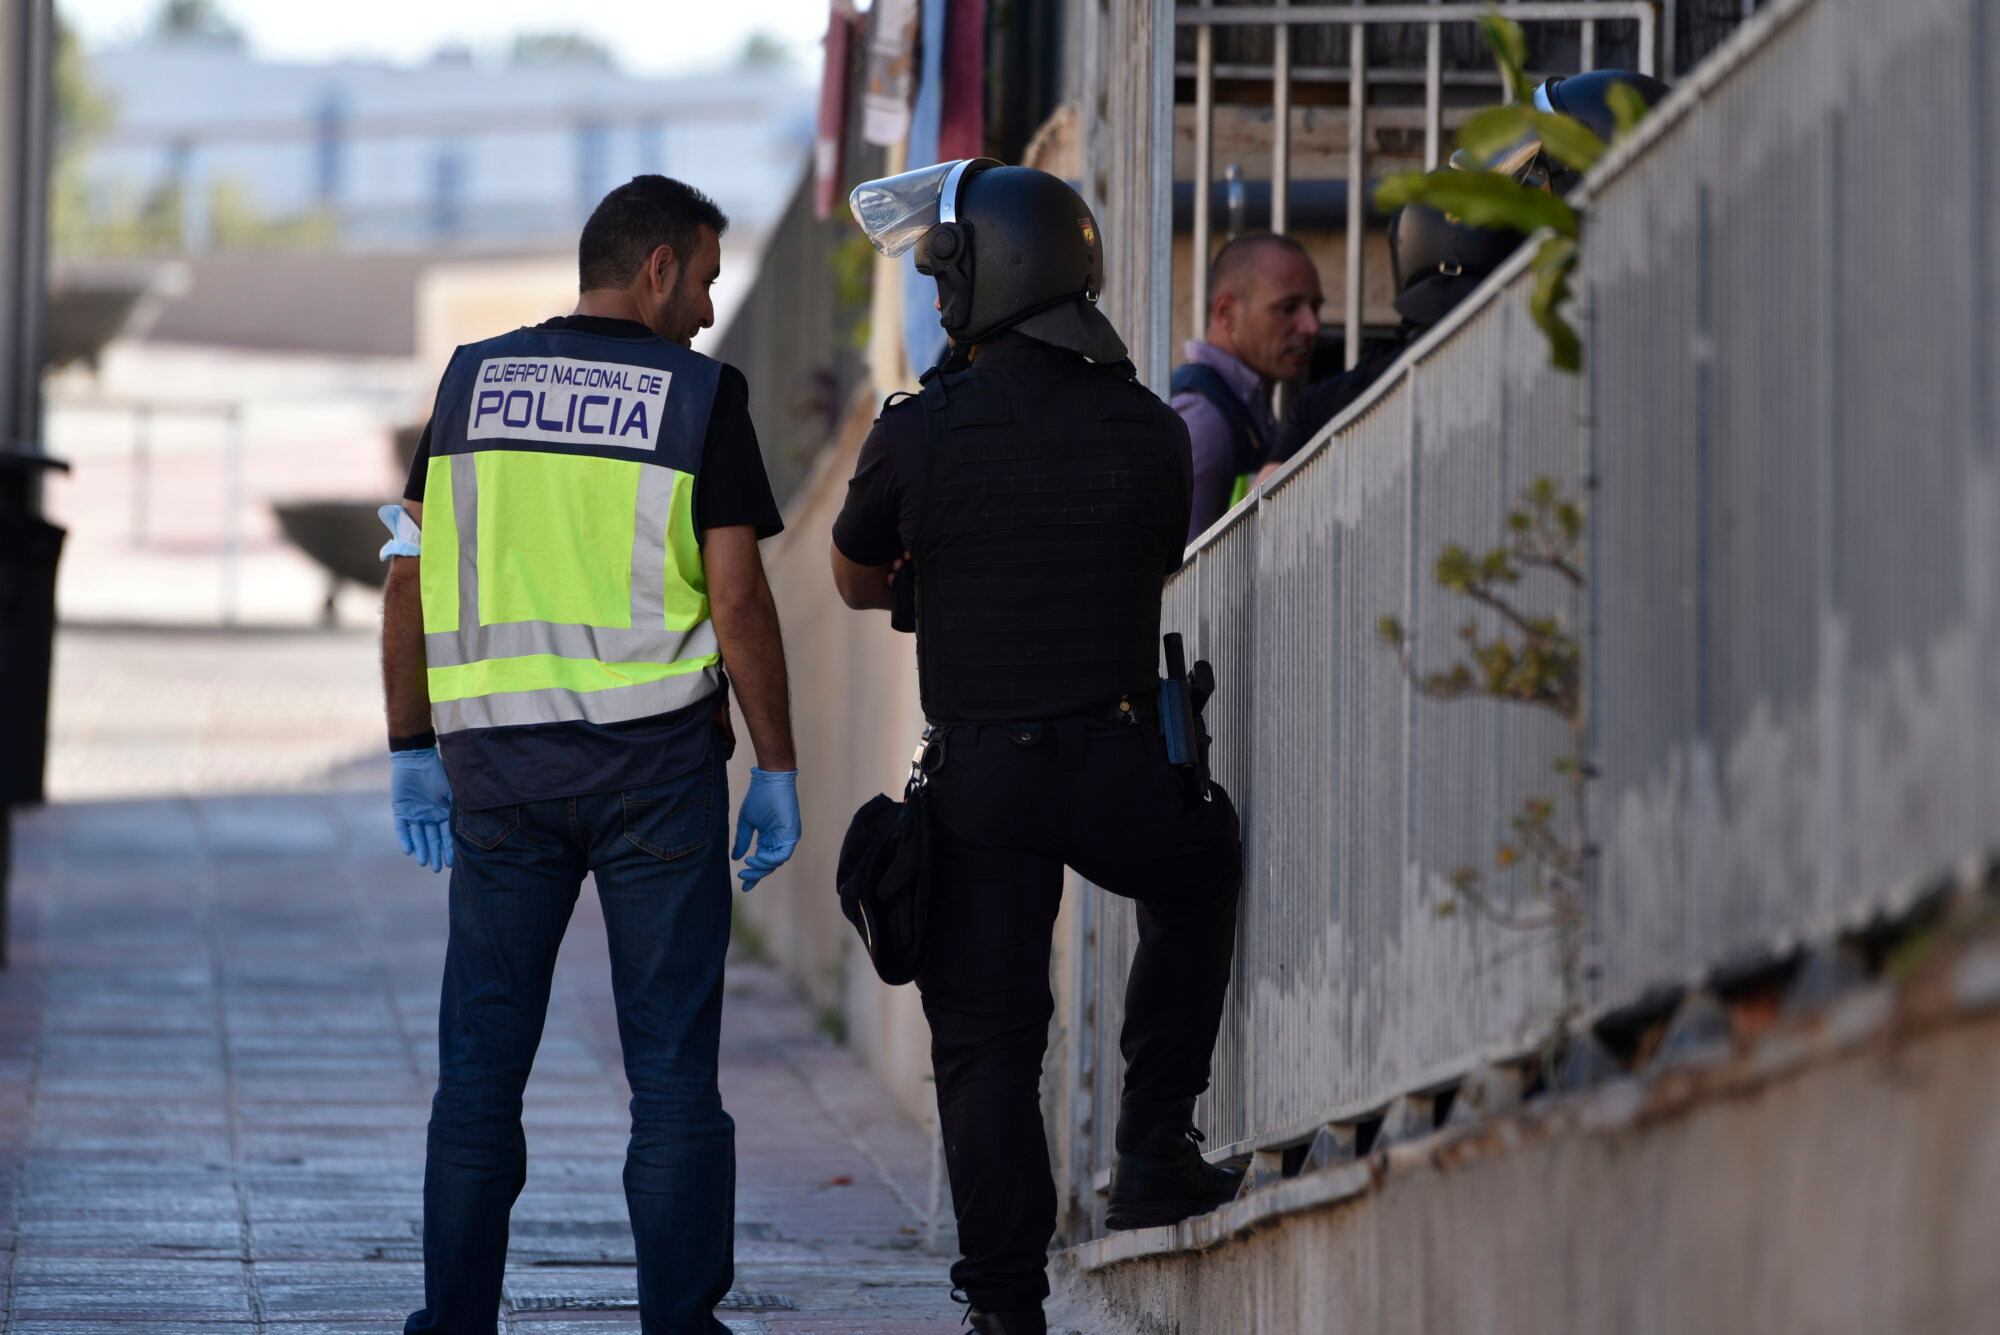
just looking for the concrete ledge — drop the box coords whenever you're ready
[1066,929,2000,1275]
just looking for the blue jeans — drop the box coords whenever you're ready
[405,733,735,1335]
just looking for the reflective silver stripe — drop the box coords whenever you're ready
[425,619,716,670]
[451,452,479,632]
[433,661,723,731]
[629,463,674,627]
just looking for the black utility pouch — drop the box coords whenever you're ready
[835,729,943,986]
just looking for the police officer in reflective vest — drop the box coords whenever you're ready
[834,161,1245,1335]
[380,175,801,1334]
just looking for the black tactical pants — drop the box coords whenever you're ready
[916,715,1242,1312]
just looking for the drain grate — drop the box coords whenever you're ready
[374,1222,775,1268]
[509,1290,795,1314]
[510,1294,639,1312]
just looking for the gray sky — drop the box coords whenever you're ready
[60,0,835,77]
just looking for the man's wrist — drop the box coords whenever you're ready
[390,729,437,753]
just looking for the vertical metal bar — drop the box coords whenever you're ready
[1659,0,1676,77]
[1271,0,1290,236]
[0,0,57,966]
[132,406,151,547]
[1071,875,1098,1232]
[1344,0,1367,370]
[1080,0,1103,219]
[1069,0,1108,1230]
[1192,5,1215,348]
[1424,0,1443,170]
[1150,0,1176,392]
[1581,19,1598,72]
[925,1112,943,1250]
[1,0,55,506]
[1638,5,1658,77]
[222,406,244,626]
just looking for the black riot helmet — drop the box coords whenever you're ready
[1388,184,1527,328]
[1541,69,1671,144]
[850,158,1127,363]
[1455,69,1671,197]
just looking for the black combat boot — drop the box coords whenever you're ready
[1104,1118,1244,1232]
[968,1307,1048,1335]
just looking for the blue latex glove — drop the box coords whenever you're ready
[377,503,421,559]
[731,767,800,892]
[391,747,455,874]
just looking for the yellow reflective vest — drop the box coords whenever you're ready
[419,325,725,771]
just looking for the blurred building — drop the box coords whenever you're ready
[64,34,813,254]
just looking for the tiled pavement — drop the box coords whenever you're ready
[0,789,961,1333]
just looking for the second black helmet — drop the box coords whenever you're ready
[1388,180,1527,329]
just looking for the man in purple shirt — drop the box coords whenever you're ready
[1170,233,1324,542]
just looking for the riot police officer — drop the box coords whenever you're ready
[832,160,1244,1335]
[1281,67,1670,457]
[1279,184,1528,456]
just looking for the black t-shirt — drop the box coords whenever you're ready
[830,389,926,569]
[404,314,784,540]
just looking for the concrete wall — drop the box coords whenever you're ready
[724,389,935,1124]
[1055,967,2000,1335]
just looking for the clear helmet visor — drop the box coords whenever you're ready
[848,158,994,258]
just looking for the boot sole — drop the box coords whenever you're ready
[1103,1196,1232,1231]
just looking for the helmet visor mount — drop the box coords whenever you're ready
[1449,131,1551,192]
[848,159,990,259]
[1448,80,1561,192]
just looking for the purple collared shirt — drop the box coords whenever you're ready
[1169,339,1278,543]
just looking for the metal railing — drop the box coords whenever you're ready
[1178,1,1656,369]
[1067,0,1999,1233]
[44,393,250,621]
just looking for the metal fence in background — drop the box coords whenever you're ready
[1068,0,1999,1232]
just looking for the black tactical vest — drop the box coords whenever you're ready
[909,336,1190,723]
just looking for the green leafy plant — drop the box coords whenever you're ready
[1373,8,1654,372]
[1378,477,1593,1015]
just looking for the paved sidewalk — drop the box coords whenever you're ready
[0,789,960,1333]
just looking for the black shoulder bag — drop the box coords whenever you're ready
[835,728,942,986]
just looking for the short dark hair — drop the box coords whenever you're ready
[578,175,729,292]
[1207,232,1312,305]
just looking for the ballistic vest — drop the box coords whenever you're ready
[419,324,724,776]
[911,337,1188,723]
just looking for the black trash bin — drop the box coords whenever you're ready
[0,510,64,806]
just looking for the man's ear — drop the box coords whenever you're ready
[1208,290,1235,337]
[646,242,680,296]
